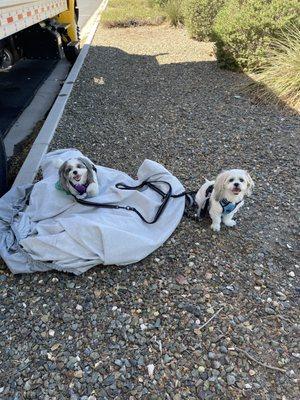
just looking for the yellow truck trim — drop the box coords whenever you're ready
[55,0,78,42]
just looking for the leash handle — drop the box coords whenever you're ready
[171,190,196,198]
[115,180,172,224]
[116,180,169,198]
[72,180,180,224]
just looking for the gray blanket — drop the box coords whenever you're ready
[0,149,185,274]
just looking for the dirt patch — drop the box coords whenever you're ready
[102,15,166,28]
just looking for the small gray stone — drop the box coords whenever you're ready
[67,356,78,369]
[265,307,276,315]
[84,348,91,356]
[62,313,72,322]
[276,291,287,301]
[213,361,221,369]
[91,372,102,383]
[226,374,236,386]
[163,354,173,363]
[90,352,100,360]
[220,346,228,354]
[103,374,115,386]
[154,318,161,328]
[137,356,144,366]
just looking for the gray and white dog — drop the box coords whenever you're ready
[58,157,99,198]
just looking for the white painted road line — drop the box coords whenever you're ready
[77,0,102,29]
[80,0,108,44]
[13,0,108,187]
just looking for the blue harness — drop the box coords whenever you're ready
[200,184,242,217]
[219,198,241,214]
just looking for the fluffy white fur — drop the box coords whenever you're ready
[195,169,254,232]
[58,157,99,198]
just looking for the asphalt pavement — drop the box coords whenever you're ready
[78,0,103,28]
[1,1,100,145]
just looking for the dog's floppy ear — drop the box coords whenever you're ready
[58,161,70,192]
[78,157,96,184]
[213,171,229,201]
[245,171,254,196]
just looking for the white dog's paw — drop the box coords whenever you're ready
[224,220,236,227]
[211,223,221,232]
[76,193,87,200]
[86,182,98,197]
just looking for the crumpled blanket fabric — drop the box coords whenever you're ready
[0,149,185,274]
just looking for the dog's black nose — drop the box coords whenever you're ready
[234,182,239,187]
[73,170,78,175]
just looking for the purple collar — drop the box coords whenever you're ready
[70,181,88,195]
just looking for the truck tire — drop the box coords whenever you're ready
[56,0,80,63]
[62,1,80,64]
[0,138,7,196]
[64,42,80,64]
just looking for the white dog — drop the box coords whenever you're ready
[195,169,254,232]
[58,157,99,198]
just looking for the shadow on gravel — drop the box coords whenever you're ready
[71,45,299,282]
[1,44,299,400]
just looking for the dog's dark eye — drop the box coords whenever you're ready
[77,164,83,169]
[229,178,234,182]
[240,178,244,182]
[66,168,71,173]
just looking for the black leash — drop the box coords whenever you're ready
[72,180,196,224]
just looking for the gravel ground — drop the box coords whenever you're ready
[1,25,299,399]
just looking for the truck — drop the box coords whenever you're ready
[0,0,80,195]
